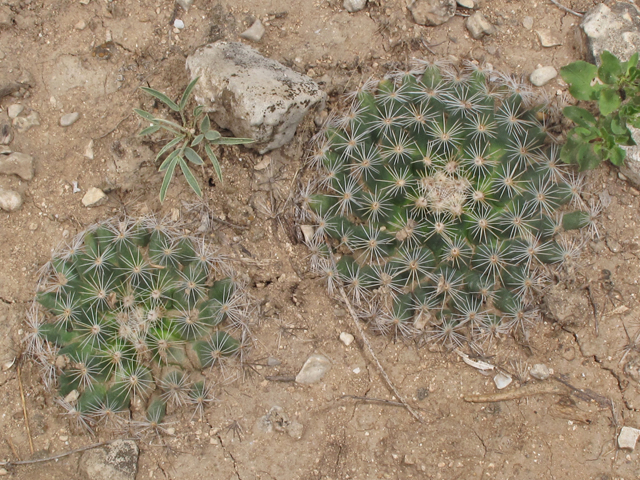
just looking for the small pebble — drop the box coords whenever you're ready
[536,29,562,47]
[166,427,176,435]
[299,225,315,243]
[59,435,69,442]
[352,367,361,374]
[253,156,271,170]
[75,20,86,30]
[343,0,367,13]
[64,389,80,404]
[340,332,355,346]
[0,187,22,212]
[60,112,80,127]
[494,372,512,389]
[267,357,281,366]
[465,12,496,40]
[530,66,557,87]
[286,421,304,440]
[295,353,331,384]
[522,16,533,30]
[173,18,185,29]
[240,19,265,43]
[0,152,34,180]
[0,468,7,476]
[529,363,550,380]
[456,0,474,8]
[84,140,94,159]
[618,172,627,181]
[618,426,640,450]
[82,187,107,207]
[7,104,23,119]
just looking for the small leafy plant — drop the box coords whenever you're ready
[560,51,640,170]
[134,78,253,201]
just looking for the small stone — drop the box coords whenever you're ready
[173,18,185,29]
[286,421,304,440]
[456,0,474,8]
[299,225,315,243]
[166,427,175,435]
[618,426,640,450]
[82,187,107,207]
[84,140,94,159]
[493,372,512,389]
[7,104,23,119]
[343,0,367,13]
[530,66,558,87]
[606,237,622,253]
[0,152,34,180]
[0,468,7,476]
[176,0,194,10]
[253,156,271,170]
[0,6,14,27]
[530,363,551,380]
[64,389,80,404]
[60,112,80,127]
[267,357,281,367]
[618,171,627,181]
[240,19,265,43]
[407,0,456,26]
[339,332,355,346]
[79,439,139,480]
[295,353,331,384]
[536,29,562,47]
[522,16,533,30]
[75,20,86,30]
[59,435,69,442]
[466,12,496,39]
[12,111,40,133]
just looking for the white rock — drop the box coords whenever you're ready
[173,18,185,29]
[7,104,23,119]
[522,16,533,30]
[75,20,86,30]
[0,152,34,180]
[82,187,107,207]
[344,0,367,13]
[493,372,512,389]
[581,3,640,63]
[79,439,139,480]
[0,188,22,212]
[240,19,265,42]
[465,12,496,39]
[84,140,94,159]
[295,353,331,384]
[186,42,326,154]
[64,389,80,404]
[299,225,315,243]
[0,468,7,476]
[60,112,80,127]
[618,426,640,450]
[530,66,557,87]
[536,29,562,47]
[407,0,456,26]
[339,332,355,346]
[529,363,551,380]
[456,0,474,8]
[620,125,640,189]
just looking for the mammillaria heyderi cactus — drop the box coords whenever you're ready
[26,216,251,433]
[300,60,595,348]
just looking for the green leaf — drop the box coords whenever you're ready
[204,130,221,142]
[560,60,599,100]
[179,77,199,111]
[610,115,627,135]
[179,158,203,197]
[133,108,157,122]
[598,51,623,84]
[156,136,185,162]
[626,52,639,75]
[160,157,179,202]
[205,143,222,181]
[629,116,640,128]
[193,105,204,118]
[599,87,622,116]
[212,137,254,145]
[184,147,204,165]
[140,87,180,111]
[191,134,204,147]
[576,143,602,171]
[200,114,210,134]
[159,149,180,171]
[563,106,597,127]
[139,124,161,136]
[608,145,627,166]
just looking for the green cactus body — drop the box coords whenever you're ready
[303,62,593,347]
[28,217,249,431]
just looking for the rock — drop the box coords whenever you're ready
[84,140,94,159]
[299,225,315,243]
[0,188,22,211]
[12,111,40,133]
[493,372,512,389]
[186,42,326,154]
[173,18,185,29]
[529,363,551,380]
[339,332,355,346]
[82,187,107,207]
[522,16,533,30]
[0,6,13,27]
[344,0,367,13]
[620,125,640,189]
[176,0,194,10]
[536,29,562,47]
[456,0,474,8]
[618,426,640,450]
[267,357,281,366]
[581,3,640,64]
[79,439,139,480]
[60,112,80,127]
[0,152,34,180]
[407,0,456,26]
[529,66,557,87]
[75,20,86,30]
[287,421,304,440]
[7,104,23,119]
[465,12,496,39]
[295,353,331,384]
[0,467,7,475]
[0,118,11,144]
[239,19,265,42]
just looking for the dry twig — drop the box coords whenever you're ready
[549,0,583,17]
[0,440,133,468]
[17,364,34,455]
[464,383,567,403]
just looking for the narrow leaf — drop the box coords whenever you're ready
[191,134,204,147]
[179,158,203,197]
[200,114,210,134]
[140,87,180,111]
[160,157,179,202]
[180,77,199,111]
[156,136,185,162]
[205,143,223,181]
[133,108,157,122]
[204,130,221,142]
[158,149,180,171]
[184,147,204,165]
[139,124,161,136]
[212,137,254,145]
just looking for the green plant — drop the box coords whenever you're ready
[134,78,253,201]
[560,50,640,170]
[26,217,250,433]
[301,61,594,347]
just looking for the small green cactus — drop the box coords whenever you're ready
[26,217,250,433]
[301,60,596,347]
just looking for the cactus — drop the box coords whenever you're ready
[27,217,250,433]
[301,61,594,347]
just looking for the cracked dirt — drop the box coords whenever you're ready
[1,0,640,479]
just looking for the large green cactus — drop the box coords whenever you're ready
[301,61,593,347]
[26,217,249,432]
